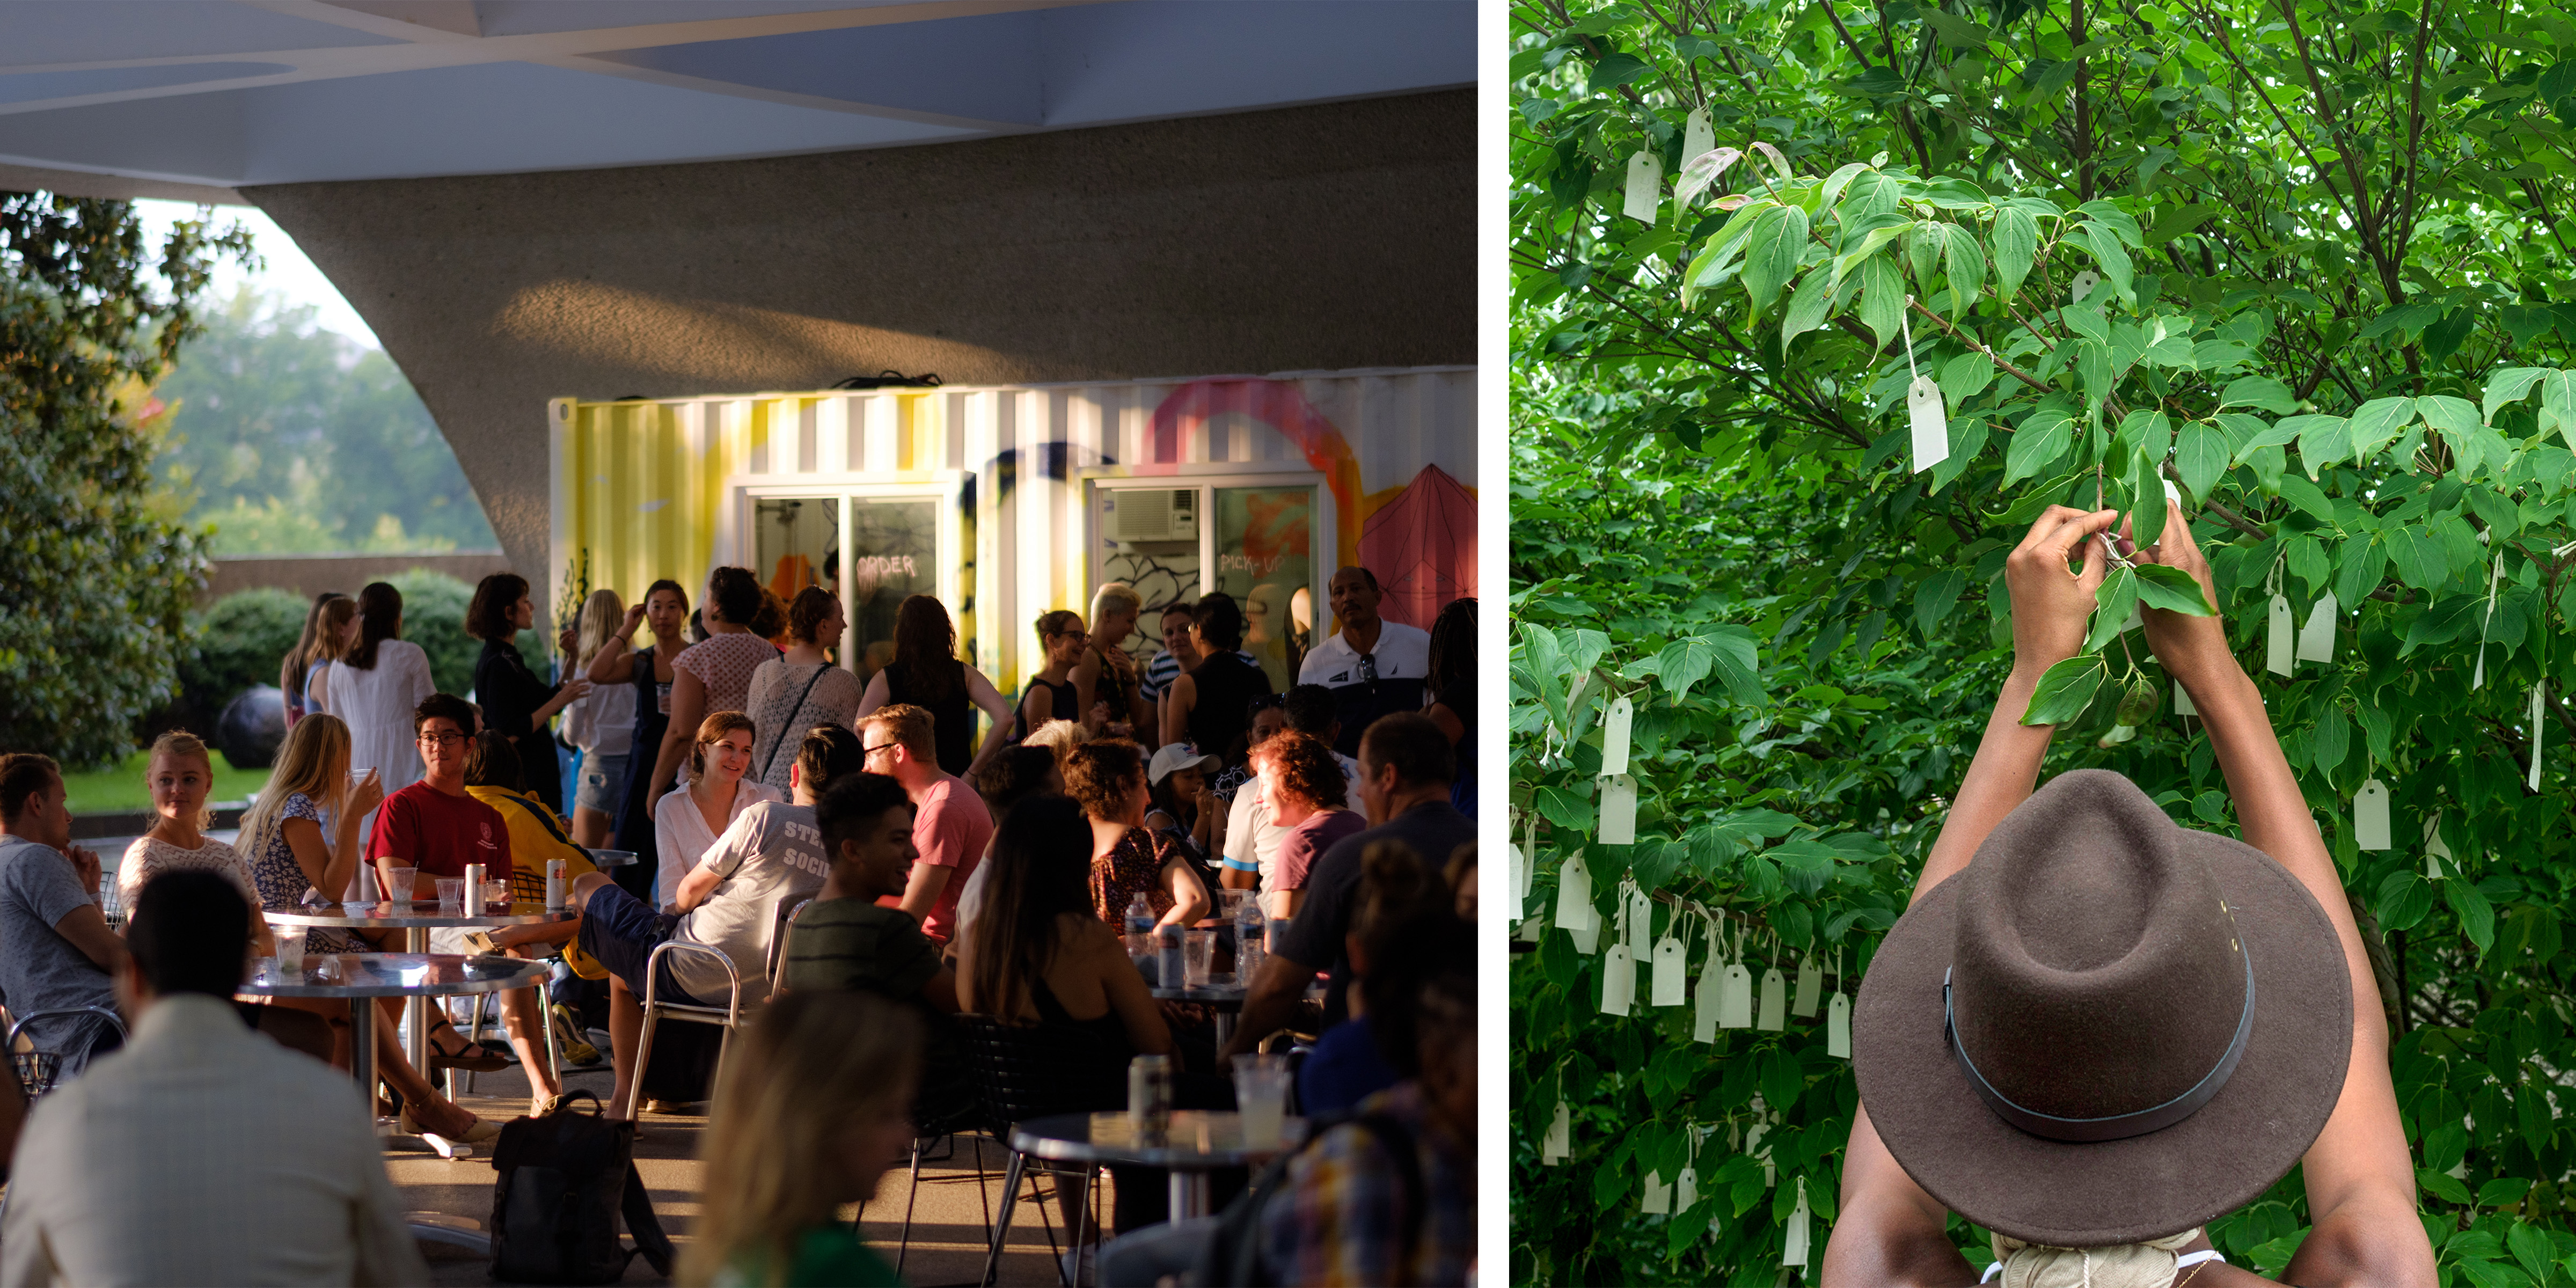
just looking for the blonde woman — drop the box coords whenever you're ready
[119,731,266,930]
[565,589,636,847]
[650,712,781,909]
[238,714,502,1140]
[1071,583,1152,742]
[1020,718,1090,770]
[680,991,920,1288]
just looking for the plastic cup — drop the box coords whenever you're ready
[1233,1055,1291,1148]
[274,931,305,974]
[435,877,464,909]
[381,866,416,904]
[1183,929,1216,988]
[482,880,508,908]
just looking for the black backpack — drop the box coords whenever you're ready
[1187,1110,1424,1287]
[488,1092,675,1284]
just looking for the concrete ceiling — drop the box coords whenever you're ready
[0,0,1473,202]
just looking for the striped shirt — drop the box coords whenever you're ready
[1141,649,1261,701]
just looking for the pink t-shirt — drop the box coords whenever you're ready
[674,631,780,716]
[1276,808,1366,892]
[911,773,994,944]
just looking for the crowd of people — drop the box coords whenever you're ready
[0,561,1476,1285]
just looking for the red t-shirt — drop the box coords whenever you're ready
[912,773,995,945]
[368,781,514,882]
[1277,809,1367,892]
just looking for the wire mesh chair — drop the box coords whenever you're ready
[0,1006,130,1227]
[958,1015,1127,1287]
[619,941,742,1121]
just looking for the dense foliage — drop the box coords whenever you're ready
[0,193,251,766]
[1509,1,2576,1283]
[146,571,477,752]
[155,288,496,555]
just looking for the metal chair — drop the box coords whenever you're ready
[620,941,743,1120]
[764,896,813,1001]
[444,969,564,1100]
[957,1015,1127,1287]
[0,1007,130,1225]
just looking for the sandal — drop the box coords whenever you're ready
[427,1019,509,1072]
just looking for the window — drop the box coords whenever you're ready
[1094,479,1319,689]
[1214,485,1312,693]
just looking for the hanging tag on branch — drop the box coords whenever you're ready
[1599,774,1637,845]
[1554,853,1597,953]
[1898,298,1947,471]
[1680,109,1715,170]
[1757,959,1788,1031]
[2532,682,2549,792]
[1826,947,1852,1057]
[1601,942,1635,1016]
[1601,696,1633,777]
[1719,928,1755,1028]
[1652,934,1688,1007]
[1791,954,1821,1018]
[1506,841,1525,923]
[1694,917,1723,1042]
[2266,594,2295,676]
[1641,1169,1670,1214]
[1628,885,1655,961]
[1542,1097,1570,1164]
[2298,592,2338,663]
[2354,778,2390,852]
[2069,270,2101,303]
[1783,1179,1813,1268]
[2424,811,2453,880]
[2474,554,2504,690]
[1745,1111,1775,1185]
[1675,1160,1699,1214]
[1622,151,1664,223]
[2175,685,2197,717]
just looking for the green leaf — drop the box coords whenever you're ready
[2221,376,2299,415]
[1770,839,1837,896]
[2176,420,2229,500]
[2335,539,2387,607]
[2274,473,2334,522]
[2417,394,2479,436]
[2507,1220,2552,1283]
[1587,51,1653,93]
[1857,255,1904,349]
[2447,879,2497,955]
[2286,414,2350,477]
[2312,702,2348,774]
[1565,628,1613,677]
[2083,568,2138,653]
[2134,564,2216,615]
[2416,1168,2471,1205]
[1535,786,1596,834]
[1914,568,1966,637]
[2069,222,2133,301]
[2061,303,2111,346]
[2347,397,2415,462]
[2020,655,2106,726]
[2484,367,2551,423]
[1940,350,1995,406]
[1653,635,1718,705]
[1780,267,1833,354]
[1741,203,1807,316]
[2128,444,2167,552]
[2003,407,2074,486]
[2548,370,2576,447]
[2377,870,2434,933]
[1702,626,1766,705]
[1941,222,1985,315]
[1992,206,2037,303]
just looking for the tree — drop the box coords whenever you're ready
[1512,2,2576,1283]
[154,288,497,555]
[0,194,251,767]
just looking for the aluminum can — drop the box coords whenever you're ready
[1128,1054,1173,1136]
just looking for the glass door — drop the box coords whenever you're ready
[1094,479,1318,690]
[1215,485,1313,693]
[841,497,940,684]
[752,496,838,637]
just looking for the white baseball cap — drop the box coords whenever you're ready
[1147,743,1221,785]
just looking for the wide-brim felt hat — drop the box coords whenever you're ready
[1853,769,2352,1247]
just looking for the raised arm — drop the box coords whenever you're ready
[963,667,1016,775]
[2134,497,2432,1287]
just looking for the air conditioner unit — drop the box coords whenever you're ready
[1110,488,1197,541]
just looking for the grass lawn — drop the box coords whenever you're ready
[60,750,271,816]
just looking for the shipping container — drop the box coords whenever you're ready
[550,366,1476,729]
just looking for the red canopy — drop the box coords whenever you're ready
[1357,464,1476,630]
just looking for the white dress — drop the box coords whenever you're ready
[651,778,782,910]
[325,640,436,899]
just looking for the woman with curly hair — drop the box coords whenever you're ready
[1065,741,1210,930]
[1250,730,1364,917]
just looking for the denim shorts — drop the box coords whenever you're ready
[574,751,629,814]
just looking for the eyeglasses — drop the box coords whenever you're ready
[862,742,901,757]
[417,731,467,747]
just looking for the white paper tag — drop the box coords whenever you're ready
[2175,684,2196,716]
[1641,1169,1670,1214]
[2355,778,2391,851]
[1506,843,1525,921]
[2475,554,2504,690]
[1757,967,1787,1030]
[1518,916,1545,941]
[1791,955,1821,1018]
[1554,853,1594,934]
[1599,774,1637,845]
[2424,811,2453,881]
[1719,962,1754,1028]
[1542,1099,1570,1163]
[1627,885,1654,961]
[1601,696,1634,777]
[1784,1177,1812,1267]
[1694,954,1723,1042]
[2298,592,2338,662]
[1602,942,1635,1016]
[1826,991,1853,1058]
[1652,935,1687,1006]
[1745,1121,1774,1186]
[2069,269,2101,302]
[1623,151,1664,223]
[2533,683,2549,792]
[2267,594,2295,676]
[1907,376,1949,472]
[1675,1165,1698,1213]
[1680,109,1714,170]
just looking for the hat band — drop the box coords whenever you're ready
[1942,945,2255,1144]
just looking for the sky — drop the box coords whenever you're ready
[131,198,380,347]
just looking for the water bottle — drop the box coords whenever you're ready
[1234,898,1265,983]
[1156,923,1185,993]
[1124,895,1154,960]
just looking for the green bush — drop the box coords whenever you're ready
[386,569,476,696]
[179,587,306,712]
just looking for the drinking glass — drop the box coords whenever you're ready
[274,931,305,974]
[381,866,417,904]
[435,877,465,909]
[1183,929,1216,988]
[1232,1054,1291,1148]
[482,881,509,908]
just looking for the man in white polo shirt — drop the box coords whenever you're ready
[1297,566,1432,757]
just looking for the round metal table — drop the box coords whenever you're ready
[1150,983,1247,1046]
[238,952,548,1251]
[1011,1110,1305,1219]
[265,902,573,1083]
